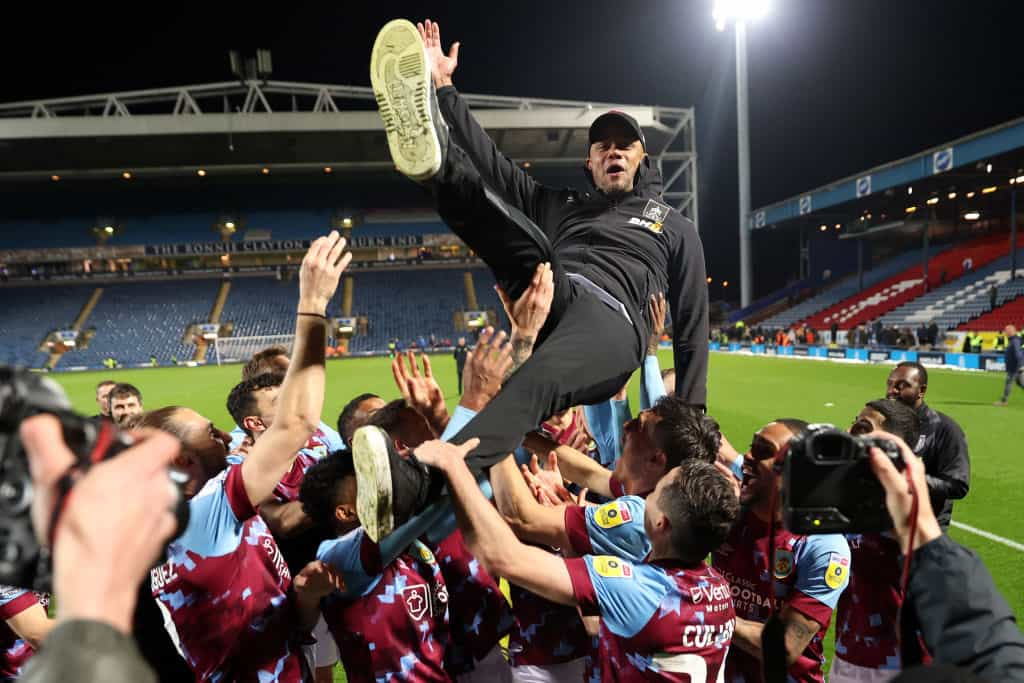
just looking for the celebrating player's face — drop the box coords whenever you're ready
[740,422,796,507]
[587,126,645,195]
[171,408,232,497]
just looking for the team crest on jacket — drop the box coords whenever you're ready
[639,199,670,233]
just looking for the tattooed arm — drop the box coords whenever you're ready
[495,262,554,380]
[731,608,821,666]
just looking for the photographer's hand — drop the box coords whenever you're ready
[19,416,182,635]
[866,431,942,555]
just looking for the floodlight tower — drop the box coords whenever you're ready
[714,0,770,308]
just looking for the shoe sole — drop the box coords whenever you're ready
[352,426,394,543]
[370,19,442,182]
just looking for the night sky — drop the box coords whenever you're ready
[4,1,1024,299]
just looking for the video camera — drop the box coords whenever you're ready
[0,366,189,591]
[782,424,904,535]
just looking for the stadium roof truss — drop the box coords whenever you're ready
[0,80,698,224]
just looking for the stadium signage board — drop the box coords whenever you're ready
[793,346,810,357]
[827,349,846,359]
[982,356,1006,372]
[916,352,945,367]
[869,351,890,362]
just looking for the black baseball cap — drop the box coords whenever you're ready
[589,110,646,150]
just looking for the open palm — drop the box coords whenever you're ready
[417,19,459,87]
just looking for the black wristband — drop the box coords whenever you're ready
[297,312,327,319]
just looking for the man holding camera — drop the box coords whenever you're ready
[885,362,970,529]
[712,419,851,683]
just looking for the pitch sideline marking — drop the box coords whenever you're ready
[951,521,1024,553]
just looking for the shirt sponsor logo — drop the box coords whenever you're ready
[690,583,731,604]
[595,501,632,528]
[773,549,795,580]
[592,556,633,579]
[825,553,850,589]
[403,584,430,621]
[628,216,664,234]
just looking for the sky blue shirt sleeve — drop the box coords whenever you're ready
[441,405,477,441]
[584,399,631,469]
[584,556,672,638]
[794,533,851,609]
[584,496,652,562]
[317,528,381,597]
[316,421,346,453]
[228,425,246,452]
[174,470,246,560]
[640,355,668,410]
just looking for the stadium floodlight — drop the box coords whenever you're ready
[948,192,957,199]
[926,197,939,205]
[50,174,60,182]
[715,0,771,307]
[982,186,997,194]
[324,166,333,174]
[964,211,981,221]
[261,167,270,175]
[905,206,917,214]
[103,226,114,234]
[341,217,354,229]
[122,171,132,180]
[1017,175,1024,184]
[197,169,207,177]
[224,221,236,230]
[986,163,993,173]
[966,191,975,198]
[713,0,771,31]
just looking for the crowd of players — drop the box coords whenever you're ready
[5,232,1023,683]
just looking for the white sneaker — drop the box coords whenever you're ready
[370,19,445,181]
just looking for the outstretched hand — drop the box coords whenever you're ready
[417,19,459,89]
[299,231,351,315]
[460,327,513,412]
[647,293,667,355]
[413,437,480,471]
[496,262,555,341]
[393,350,448,433]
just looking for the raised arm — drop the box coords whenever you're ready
[667,219,710,408]
[242,233,350,507]
[523,432,613,499]
[489,453,572,549]
[640,293,669,410]
[420,19,550,221]
[415,438,577,607]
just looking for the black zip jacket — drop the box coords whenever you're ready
[437,86,710,407]
[914,404,970,529]
[908,534,1024,681]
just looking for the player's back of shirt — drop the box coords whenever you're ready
[835,533,902,671]
[567,555,734,682]
[0,587,47,681]
[151,466,304,682]
[319,528,452,683]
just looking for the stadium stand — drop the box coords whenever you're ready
[797,232,1009,330]
[760,248,924,329]
[346,268,472,353]
[960,292,1024,331]
[0,286,94,368]
[879,249,1024,330]
[62,280,220,368]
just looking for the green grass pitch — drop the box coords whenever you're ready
[49,351,1024,678]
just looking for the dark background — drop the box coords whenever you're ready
[3,1,1023,300]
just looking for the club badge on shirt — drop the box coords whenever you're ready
[641,200,671,233]
[404,584,430,621]
[595,501,633,528]
[825,553,850,589]
[593,556,633,579]
[773,549,795,580]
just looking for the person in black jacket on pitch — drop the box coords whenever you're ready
[356,18,709,541]
[453,336,469,395]
[885,361,970,530]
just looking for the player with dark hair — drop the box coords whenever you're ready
[525,395,722,500]
[108,383,144,426]
[337,393,385,448]
[357,18,710,542]
[885,361,970,529]
[138,232,350,683]
[409,435,738,683]
[713,418,852,683]
[833,399,922,683]
[227,346,344,454]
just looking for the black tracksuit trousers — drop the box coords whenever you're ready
[433,143,644,471]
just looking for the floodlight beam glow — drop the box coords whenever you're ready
[714,0,772,30]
